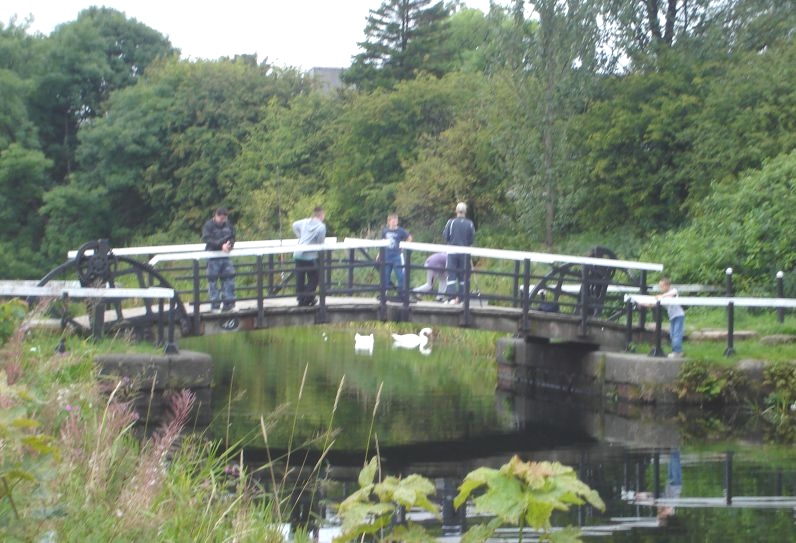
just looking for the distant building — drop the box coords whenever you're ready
[308,67,344,93]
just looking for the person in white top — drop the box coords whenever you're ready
[658,277,685,358]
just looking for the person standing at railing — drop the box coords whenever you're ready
[442,202,475,304]
[380,213,412,298]
[412,252,448,301]
[292,207,327,306]
[201,207,236,312]
[658,277,685,358]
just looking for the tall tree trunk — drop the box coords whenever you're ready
[539,2,557,249]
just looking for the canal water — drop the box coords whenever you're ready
[183,326,796,542]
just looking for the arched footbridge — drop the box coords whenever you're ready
[12,238,665,352]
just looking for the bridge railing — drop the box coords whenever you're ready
[66,237,339,259]
[0,281,178,352]
[624,294,796,357]
[136,238,663,336]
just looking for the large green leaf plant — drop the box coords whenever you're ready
[334,456,439,543]
[454,455,605,542]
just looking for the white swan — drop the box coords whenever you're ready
[354,333,374,354]
[391,328,432,349]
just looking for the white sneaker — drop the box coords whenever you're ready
[667,352,683,358]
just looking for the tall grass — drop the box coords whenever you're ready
[0,306,333,542]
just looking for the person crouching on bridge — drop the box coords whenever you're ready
[412,252,447,301]
[442,202,475,304]
[202,207,236,312]
[292,207,327,306]
[381,213,412,300]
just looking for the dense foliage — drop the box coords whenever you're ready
[1,1,795,289]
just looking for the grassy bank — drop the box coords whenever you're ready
[1,300,613,542]
[0,301,317,542]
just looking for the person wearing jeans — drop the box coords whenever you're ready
[201,207,236,312]
[658,277,685,357]
[381,213,412,297]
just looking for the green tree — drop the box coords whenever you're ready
[605,0,720,66]
[572,56,705,233]
[328,74,470,232]
[0,144,52,276]
[29,7,176,183]
[0,25,54,276]
[686,39,796,204]
[224,91,340,239]
[0,17,46,77]
[643,149,796,292]
[490,0,608,248]
[343,0,452,90]
[41,57,308,259]
[395,72,510,240]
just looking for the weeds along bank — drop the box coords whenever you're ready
[0,301,606,542]
[0,303,291,541]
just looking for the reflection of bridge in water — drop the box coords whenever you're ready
[23,237,663,352]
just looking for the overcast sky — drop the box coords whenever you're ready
[2,1,497,69]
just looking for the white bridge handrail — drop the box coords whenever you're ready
[142,237,664,274]
[147,239,388,266]
[626,294,796,309]
[395,240,663,272]
[0,281,174,300]
[67,237,338,259]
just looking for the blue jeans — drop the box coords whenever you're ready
[382,254,405,292]
[207,258,235,308]
[669,315,684,353]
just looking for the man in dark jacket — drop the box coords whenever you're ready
[201,207,236,312]
[442,202,475,304]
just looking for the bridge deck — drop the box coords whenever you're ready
[61,295,629,349]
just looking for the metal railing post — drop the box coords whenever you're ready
[192,259,201,335]
[513,261,521,308]
[348,248,355,291]
[256,255,264,328]
[317,250,327,323]
[401,250,412,318]
[521,259,531,333]
[157,298,165,346]
[91,301,105,341]
[653,452,661,499]
[724,267,735,355]
[60,292,69,331]
[649,301,665,357]
[724,301,736,356]
[462,254,472,326]
[267,254,275,295]
[724,451,734,505]
[165,296,179,354]
[325,250,333,290]
[579,266,589,336]
[625,300,635,352]
[378,247,387,320]
[777,271,785,323]
[639,270,648,330]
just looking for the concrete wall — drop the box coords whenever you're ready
[497,337,683,404]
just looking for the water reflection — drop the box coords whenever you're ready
[182,327,796,541]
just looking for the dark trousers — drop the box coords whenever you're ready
[295,258,319,305]
[445,253,467,298]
